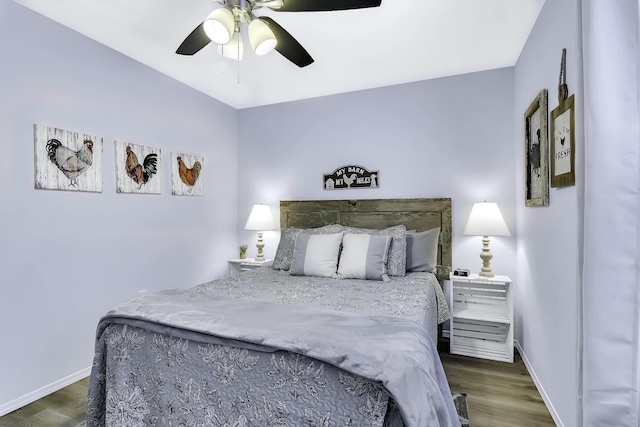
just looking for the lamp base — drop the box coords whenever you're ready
[255,231,265,262]
[478,236,495,277]
[479,270,495,278]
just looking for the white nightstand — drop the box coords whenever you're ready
[228,258,273,276]
[449,273,514,362]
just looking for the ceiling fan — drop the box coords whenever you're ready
[176,0,382,68]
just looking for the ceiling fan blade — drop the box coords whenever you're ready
[272,0,381,12]
[261,17,314,67]
[176,23,211,55]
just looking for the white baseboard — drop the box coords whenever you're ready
[0,367,91,417]
[514,340,563,427]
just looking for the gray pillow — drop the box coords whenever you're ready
[337,233,391,281]
[406,227,440,272]
[290,232,344,278]
[272,224,344,270]
[342,225,407,276]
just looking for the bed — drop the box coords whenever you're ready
[86,198,461,427]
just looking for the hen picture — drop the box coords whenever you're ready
[115,141,162,194]
[34,124,103,193]
[171,152,204,196]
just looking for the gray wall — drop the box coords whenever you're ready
[1,1,582,425]
[237,68,517,310]
[0,1,238,410]
[514,1,582,426]
[239,4,584,422]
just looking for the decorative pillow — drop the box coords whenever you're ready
[290,232,344,278]
[272,224,344,270]
[406,227,440,272]
[338,233,391,281]
[342,225,407,276]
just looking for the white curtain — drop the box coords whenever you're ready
[581,1,640,425]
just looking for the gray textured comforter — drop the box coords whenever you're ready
[87,288,459,427]
[194,267,450,343]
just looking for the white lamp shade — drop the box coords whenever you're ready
[248,18,277,55]
[203,8,235,45]
[218,31,243,60]
[464,202,510,236]
[244,204,275,231]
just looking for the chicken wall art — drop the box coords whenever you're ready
[170,152,204,196]
[34,124,103,192]
[114,141,162,194]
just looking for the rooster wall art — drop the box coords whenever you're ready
[114,141,162,194]
[34,124,103,192]
[171,152,204,196]
[125,146,158,189]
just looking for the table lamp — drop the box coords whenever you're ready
[244,203,275,261]
[463,201,510,277]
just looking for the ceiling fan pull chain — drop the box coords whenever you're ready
[221,46,225,74]
[237,34,241,84]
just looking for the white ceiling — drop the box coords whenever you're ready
[13,0,544,109]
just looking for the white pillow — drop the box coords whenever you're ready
[290,232,343,278]
[272,224,344,271]
[337,233,391,281]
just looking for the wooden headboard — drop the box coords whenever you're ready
[280,198,452,276]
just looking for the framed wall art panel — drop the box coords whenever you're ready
[524,89,549,207]
[34,124,103,192]
[114,140,162,194]
[171,152,204,196]
[550,94,576,187]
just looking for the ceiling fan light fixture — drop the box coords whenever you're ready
[249,18,277,55]
[203,8,235,44]
[218,30,244,60]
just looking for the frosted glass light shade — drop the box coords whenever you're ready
[203,8,235,44]
[218,31,243,60]
[464,202,510,236]
[248,18,277,55]
[244,204,275,231]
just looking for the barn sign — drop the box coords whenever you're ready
[323,165,379,190]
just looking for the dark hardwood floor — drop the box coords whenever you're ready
[0,377,88,427]
[1,343,555,426]
[440,339,556,427]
